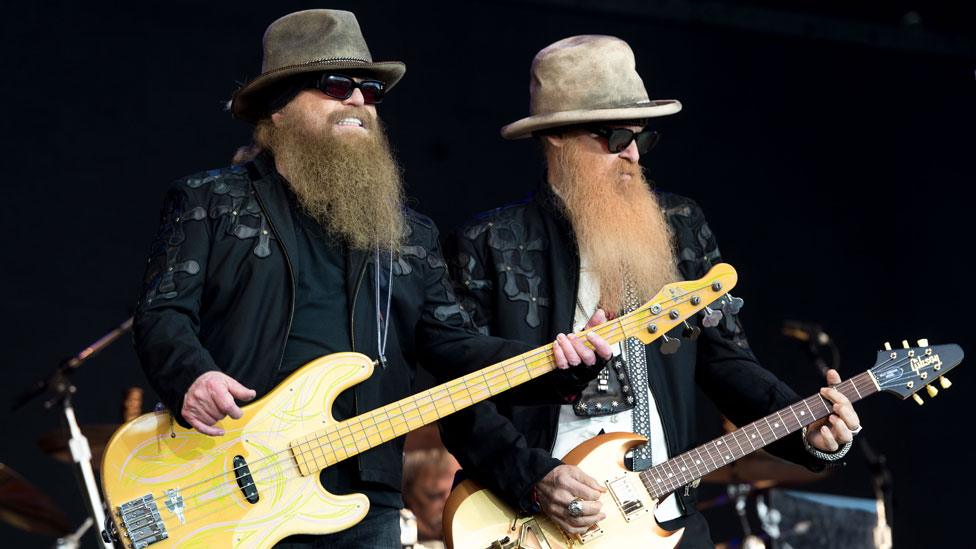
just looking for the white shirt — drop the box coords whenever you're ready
[551,255,681,521]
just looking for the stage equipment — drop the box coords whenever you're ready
[756,489,881,548]
[784,321,895,548]
[13,317,133,549]
[98,265,737,548]
[0,462,70,536]
[443,341,962,549]
[38,424,119,466]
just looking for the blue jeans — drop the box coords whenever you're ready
[274,507,401,548]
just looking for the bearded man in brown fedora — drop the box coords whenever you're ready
[440,35,862,546]
[132,11,613,547]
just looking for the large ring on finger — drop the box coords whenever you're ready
[850,424,863,436]
[567,497,584,518]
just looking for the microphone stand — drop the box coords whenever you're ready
[13,317,133,549]
[787,322,894,548]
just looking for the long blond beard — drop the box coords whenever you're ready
[255,107,405,251]
[549,141,680,314]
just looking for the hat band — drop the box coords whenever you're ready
[262,56,371,77]
[532,98,652,117]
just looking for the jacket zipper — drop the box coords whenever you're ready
[349,256,368,352]
[250,182,296,387]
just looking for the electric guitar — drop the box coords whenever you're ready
[444,341,964,549]
[100,264,738,548]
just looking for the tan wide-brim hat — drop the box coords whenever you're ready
[501,35,681,139]
[231,9,406,123]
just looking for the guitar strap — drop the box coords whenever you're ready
[623,279,653,471]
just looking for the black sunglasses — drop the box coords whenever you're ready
[589,126,661,154]
[310,74,386,104]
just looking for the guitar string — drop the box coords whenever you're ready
[156,346,931,539]
[130,280,728,518]
[142,287,705,516]
[645,373,880,497]
[639,365,890,497]
[253,280,731,481]
[154,355,911,541]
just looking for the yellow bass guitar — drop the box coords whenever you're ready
[100,264,738,548]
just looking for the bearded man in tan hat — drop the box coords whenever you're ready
[133,12,613,547]
[441,35,862,546]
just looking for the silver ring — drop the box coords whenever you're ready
[850,424,863,436]
[567,498,584,518]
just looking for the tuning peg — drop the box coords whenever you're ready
[917,338,929,347]
[926,385,938,398]
[902,340,910,349]
[721,294,744,316]
[701,306,723,328]
[883,342,892,351]
[660,334,682,355]
[940,376,952,389]
[682,321,701,341]
[912,393,924,405]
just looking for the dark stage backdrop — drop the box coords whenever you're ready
[1,1,972,547]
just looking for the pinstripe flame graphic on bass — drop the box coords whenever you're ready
[100,264,738,548]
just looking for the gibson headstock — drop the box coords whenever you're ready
[870,340,964,404]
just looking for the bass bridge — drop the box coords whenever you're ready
[114,494,168,548]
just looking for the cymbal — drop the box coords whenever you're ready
[701,450,827,488]
[0,463,70,536]
[37,424,119,465]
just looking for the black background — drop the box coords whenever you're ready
[1,1,973,547]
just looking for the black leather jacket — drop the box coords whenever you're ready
[133,152,532,491]
[440,184,825,515]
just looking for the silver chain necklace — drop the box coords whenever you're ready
[374,245,394,368]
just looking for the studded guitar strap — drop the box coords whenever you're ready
[623,280,653,471]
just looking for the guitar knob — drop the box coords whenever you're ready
[926,385,938,398]
[917,338,929,347]
[940,376,952,389]
[721,294,744,316]
[912,394,924,406]
[701,306,723,328]
[660,334,682,355]
[883,342,892,351]
[682,321,701,341]
[902,340,910,349]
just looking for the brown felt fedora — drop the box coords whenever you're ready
[230,9,406,123]
[501,35,681,139]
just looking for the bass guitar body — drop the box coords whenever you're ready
[445,433,683,549]
[101,352,375,548]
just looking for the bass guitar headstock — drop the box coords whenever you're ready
[613,263,738,347]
